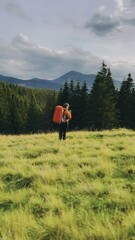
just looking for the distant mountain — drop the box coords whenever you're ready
[0,71,121,90]
[0,75,60,90]
[53,71,96,89]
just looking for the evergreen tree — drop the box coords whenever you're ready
[118,73,134,128]
[27,92,42,133]
[9,94,27,133]
[0,83,11,133]
[57,86,63,105]
[57,81,70,105]
[57,79,89,130]
[79,81,89,129]
[131,89,135,129]
[89,62,118,130]
[70,80,82,129]
[69,79,75,104]
[42,90,57,131]
[0,82,58,134]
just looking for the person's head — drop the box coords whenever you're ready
[63,103,70,109]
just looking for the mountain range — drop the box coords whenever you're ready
[0,71,121,90]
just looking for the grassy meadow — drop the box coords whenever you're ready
[0,129,135,240]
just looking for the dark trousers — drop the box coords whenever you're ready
[59,122,68,140]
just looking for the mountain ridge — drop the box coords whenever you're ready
[0,71,121,90]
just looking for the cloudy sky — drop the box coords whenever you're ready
[0,0,135,80]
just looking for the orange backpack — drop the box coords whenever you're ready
[53,105,64,124]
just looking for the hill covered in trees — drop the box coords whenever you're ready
[0,62,135,134]
[0,83,57,134]
[58,62,135,130]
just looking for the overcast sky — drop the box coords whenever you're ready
[0,0,135,80]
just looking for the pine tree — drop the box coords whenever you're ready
[69,79,75,104]
[0,82,58,134]
[57,79,89,130]
[118,73,134,128]
[89,62,118,130]
[42,90,57,131]
[131,89,135,129]
[27,92,42,133]
[0,83,11,133]
[57,81,70,105]
[80,81,89,129]
[70,80,82,129]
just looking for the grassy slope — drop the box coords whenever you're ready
[0,129,135,240]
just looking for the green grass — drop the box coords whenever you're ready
[0,129,135,240]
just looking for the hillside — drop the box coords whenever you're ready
[0,74,60,90]
[53,70,96,89]
[0,129,135,239]
[0,71,121,90]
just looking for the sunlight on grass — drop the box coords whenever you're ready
[0,129,135,239]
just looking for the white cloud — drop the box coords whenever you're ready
[109,58,135,80]
[97,5,106,13]
[0,34,101,79]
[84,13,120,36]
[0,34,135,81]
[84,7,135,37]
[114,0,126,14]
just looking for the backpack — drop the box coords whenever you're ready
[53,105,64,124]
[61,109,67,122]
[61,108,72,122]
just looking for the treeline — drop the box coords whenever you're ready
[0,82,57,134]
[58,62,135,130]
[0,62,135,134]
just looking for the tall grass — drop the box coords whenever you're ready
[0,129,135,239]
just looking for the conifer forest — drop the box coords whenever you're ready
[0,62,135,134]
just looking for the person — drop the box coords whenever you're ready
[59,103,72,140]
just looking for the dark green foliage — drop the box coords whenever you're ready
[57,63,121,131]
[2,173,35,189]
[1,63,135,133]
[96,170,105,178]
[89,62,119,130]
[0,83,12,133]
[60,190,81,208]
[57,79,89,130]
[118,73,135,129]
[0,82,57,134]
[0,200,13,211]
[32,203,48,218]
[71,81,89,129]
[57,81,70,105]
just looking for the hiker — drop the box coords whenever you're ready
[59,103,72,140]
[53,103,72,140]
